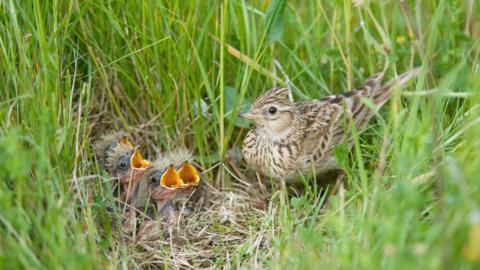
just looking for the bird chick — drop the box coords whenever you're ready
[93,132,150,202]
[241,69,419,181]
[132,164,182,221]
[133,149,200,219]
[148,148,200,199]
[94,131,133,174]
[120,147,150,204]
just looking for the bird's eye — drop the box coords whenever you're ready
[150,176,160,186]
[268,106,277,115]
[117,155,130,171]
[118,160,128,170]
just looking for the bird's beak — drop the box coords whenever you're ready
[160,164,183,189]
[119,136,134,148]
[178,161,200,187]
[122,148,149,204]
[130,147,150,170]
[150,165,183,212]
[240,111,258,120]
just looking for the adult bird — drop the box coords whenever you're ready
[241,69,419,182]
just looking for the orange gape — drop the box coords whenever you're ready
[160,164,183,189]
[178,162,200,187]
[130,147,150,170]
[122,147,150,204]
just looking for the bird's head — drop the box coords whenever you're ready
[94,131,133,173]
[147,164,184,212]
[133,158,200,210]
[110,137,136,184]
[241,88,297,137]
[120,147,150,203]
[113,146,149,184]
[111,147,149,205]
[113,153,132,184]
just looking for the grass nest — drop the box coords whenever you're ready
[112,182,271,269]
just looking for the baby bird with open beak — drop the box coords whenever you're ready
[94,132,150,204]
[133,149,200,220]
[121,147,150,204]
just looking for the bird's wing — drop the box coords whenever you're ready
[297,72,385,160]
[297,100,342,162]
[298,69,419,161]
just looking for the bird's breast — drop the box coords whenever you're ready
[242,130,300,180]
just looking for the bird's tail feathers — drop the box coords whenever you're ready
[341,68,419,131]
[372,67,420,107]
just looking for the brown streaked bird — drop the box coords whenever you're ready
[241,69,419,181]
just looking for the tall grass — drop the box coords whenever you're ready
[0,0,479,268]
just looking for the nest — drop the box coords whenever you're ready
[113,182,270,269]
[93,132,272,268]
